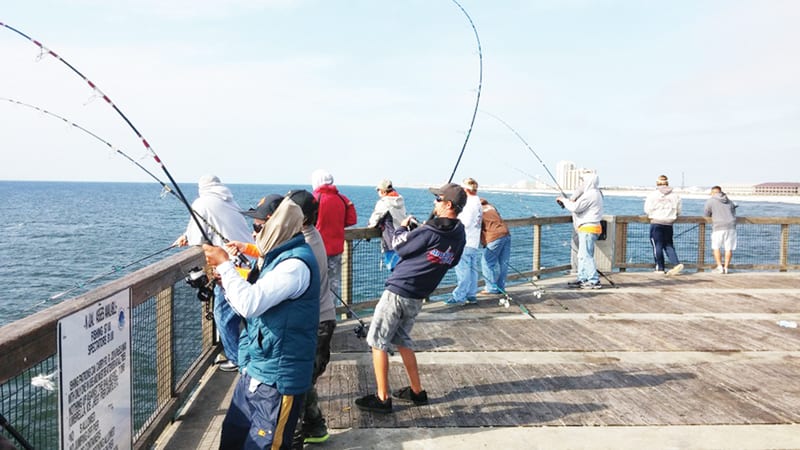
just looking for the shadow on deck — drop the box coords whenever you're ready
[156,271,800,449]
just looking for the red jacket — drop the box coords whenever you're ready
[313,185,357,256]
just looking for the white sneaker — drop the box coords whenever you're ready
[723,267,729,274]
[666,264,684,276]
[714,266,724,274]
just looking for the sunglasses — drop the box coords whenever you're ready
[253,222,264,233]
[434,195,444,202]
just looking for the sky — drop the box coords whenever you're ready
[1,0,799,189]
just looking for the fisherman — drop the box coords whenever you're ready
[557,173,604,289]
[311,169,357,295]
[367,179,408,271]
[355,183,466,414]
[704,185,737,274]
[644,175,684,276]
[173,174,253,372]
[203,198,319,449]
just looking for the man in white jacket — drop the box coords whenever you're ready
[367,179,408,271]
[644,175,684,276]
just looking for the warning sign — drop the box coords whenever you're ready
[58,289,132,450]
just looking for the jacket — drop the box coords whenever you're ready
[240,234,320,395]
[313,185,357,256]
[704,193,737,231]
[385,217,466,299]
[644,186,682,225]
[563,173,604,227]
[368,193,407,252]
[480,199,510,246]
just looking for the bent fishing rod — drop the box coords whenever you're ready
[1,22,212,246]
[445,0,482,184]
[481,110,569,207]
[1,96,240,250]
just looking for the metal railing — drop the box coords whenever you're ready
[1,214,798,448]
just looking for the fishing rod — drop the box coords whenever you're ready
[28,244,177,311]
[481,110,568,207]
[1,22,212,247]
[1,96,240,251]
[446,0,482,183]
[329,289,368,339]
[0,412,34,450]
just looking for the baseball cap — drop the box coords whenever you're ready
[376,179,393,191]
[428,182,467,211]
[286,189,319,224]
[242,194,283,220]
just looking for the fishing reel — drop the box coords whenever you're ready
[407,216,420,231]
[185,266,216,303]
[353,323,368,339]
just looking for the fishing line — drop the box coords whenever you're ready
[481,110,568,205]
[1,96,236,246]
[27,244,177,311]
[446,0,482,183]
[1,22,212,245]
[329,289,369,340]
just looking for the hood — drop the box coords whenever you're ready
[198,174,234,202]
[311,169,334,190]
[581,173,600,191]
[382,194,405,209]
[657,185,673,196]
[712,192,731,203]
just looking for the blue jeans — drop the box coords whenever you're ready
[577,231,600,284]
[649,223,679,271]
[453,247,480,301]
[481,235,511,293]
[214,286,242,365]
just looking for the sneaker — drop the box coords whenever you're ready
[218,361,238,372]
[666,263,684,277]
[392,386,429,405]
[304,431,330,445]
[723,266,729,274]
[714,265,724,274]
[581,281,601,289]
[214,354,228,365]
[567,280,582,287]
[465,297,478,305]
[444,298,466,306]
[355,394,392,413]
[478,290,500,297]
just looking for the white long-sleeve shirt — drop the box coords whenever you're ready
[215,259,310,318]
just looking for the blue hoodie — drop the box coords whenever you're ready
[385,217,466,299]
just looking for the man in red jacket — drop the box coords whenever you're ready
[311,169,357,295]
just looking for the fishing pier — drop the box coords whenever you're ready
[2,215,800,449]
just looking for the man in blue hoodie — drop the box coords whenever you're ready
[704,185,737,274]
[355,183,467,414]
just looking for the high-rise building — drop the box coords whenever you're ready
[557,160,596,192]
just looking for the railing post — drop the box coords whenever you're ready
[532,223,541,278]
[341,239,354,304]
[155,287,175,406]
[615,219,628,272]
[780,223,789,272]
[697,223,706,271]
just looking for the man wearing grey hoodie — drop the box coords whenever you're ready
[644,175,684,276]
[557,173,604,289]
[704,185,737,274]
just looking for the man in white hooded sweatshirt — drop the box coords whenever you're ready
[557,173,604,289]
[173,175,253,371]
[644,175,684,276]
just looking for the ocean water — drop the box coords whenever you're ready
[1,180,799,327]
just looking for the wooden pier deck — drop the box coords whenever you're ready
[156,271,800,449]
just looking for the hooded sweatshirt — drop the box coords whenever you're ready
[385,217,466,299]
[562,173,604,228]
[368,192,407,252]
[644,185,682,225]
[704,192,737,231]
[184,175,253,247]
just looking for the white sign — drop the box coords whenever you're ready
[58,289,132,450]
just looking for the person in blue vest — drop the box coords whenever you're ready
[203,197,320,450]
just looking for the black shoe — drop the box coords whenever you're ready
[567,280,583,288]
[392,386,429,405]
[355,394,392,413]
